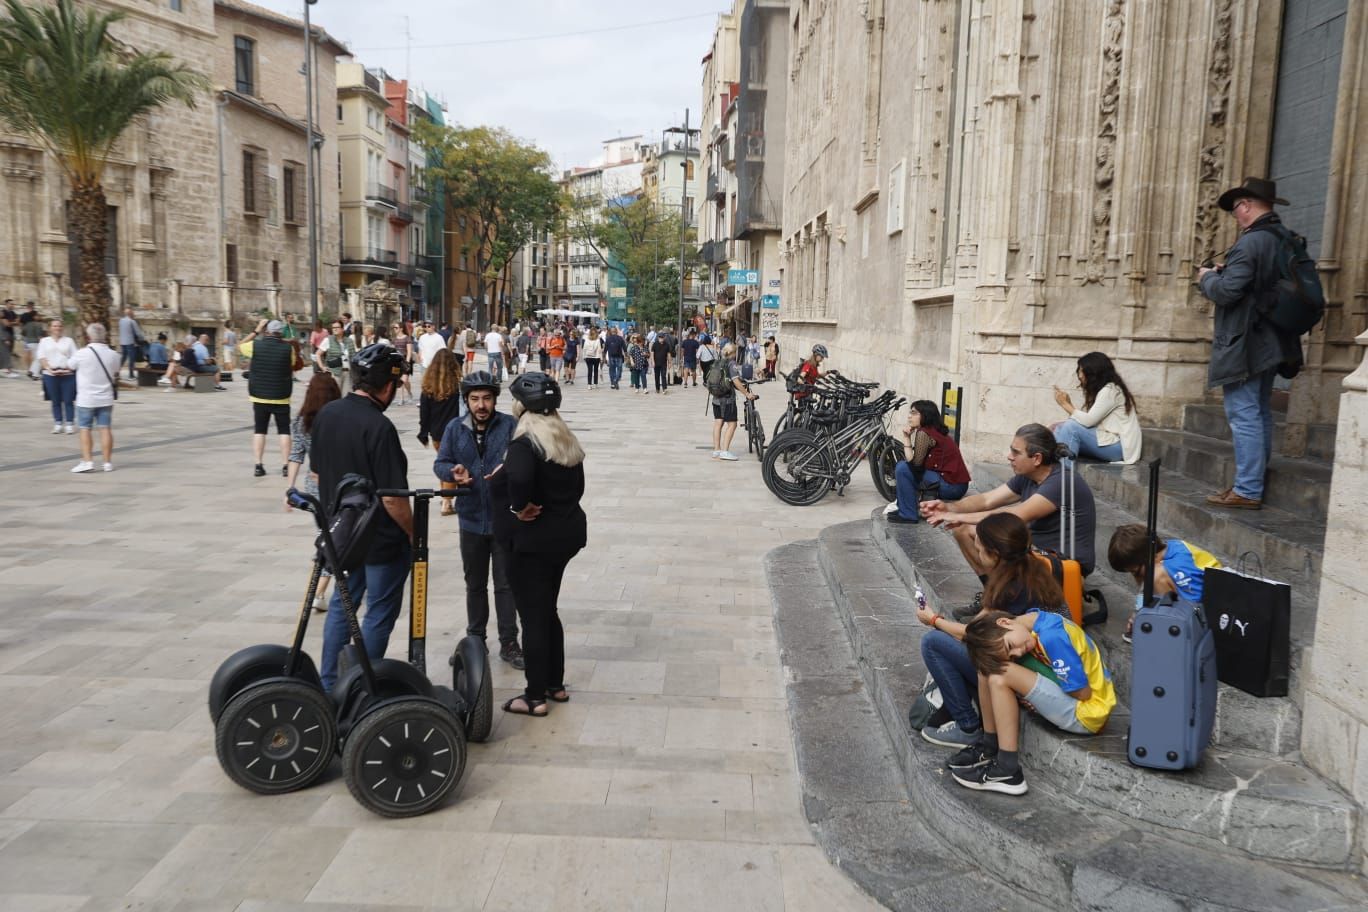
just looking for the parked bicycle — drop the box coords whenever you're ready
[743,376,772,460]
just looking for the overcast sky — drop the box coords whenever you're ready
[251,0,724,171]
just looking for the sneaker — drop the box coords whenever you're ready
[157,378,171,385]
[883,501,900,515]
[63,424,74,434]
[718,451,739,461]
[253,464,266,477]
[51,424,62,434]
[952,592,984,621]
[499,642,526,670]
[887,514,918,525]
[946,743,995,772]
[70,461,94,474]
[951,758,1028,796]
[921,720,980,749]
[102,463,113,472]
[710,450,721,459]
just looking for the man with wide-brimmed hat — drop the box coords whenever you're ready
[1195,177,1304,510]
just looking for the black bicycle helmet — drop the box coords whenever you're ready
[460,370,500,398]
[812,344,829,358]
[508,371,562,414]
[351,342,406,389]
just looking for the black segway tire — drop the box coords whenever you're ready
[208,644,321,724]
[452,636,493,743]
[342,697,466,818]
[331,658,434,744]
[215,679,335,794]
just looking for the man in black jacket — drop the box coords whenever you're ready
[239,319,302,477]
[1196,177,1303,510]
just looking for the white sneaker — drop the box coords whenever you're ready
[51,424,62,434]
[70,461,94,473]
[156,378,171,385]
[710,450,721,459]
[718,451,739,461]
[102,463,114,472]
[63,424,74,434]
[883,501,900,515]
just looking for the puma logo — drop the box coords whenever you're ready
[1233,619,1250,637]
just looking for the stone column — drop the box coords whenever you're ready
[165,278,182,313]
[219,282,234,320]
[1299,326,1368,871]
[267,283,282,318]
[108,275,124,310]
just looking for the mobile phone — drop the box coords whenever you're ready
[914,587,927,611]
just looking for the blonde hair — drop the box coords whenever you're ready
[721,342,737,359]
[510,400,585,467]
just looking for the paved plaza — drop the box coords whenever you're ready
[0,372,887,912]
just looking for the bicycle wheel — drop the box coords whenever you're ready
[869,434,900,502]
[762,434,831,506]
[751,405,767,461]
[772,407,795,440]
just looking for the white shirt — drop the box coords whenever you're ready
[483,331,504,355]
[1069,382,1143,464]
[417,331,446,368]
[71,343,121,408]
[36,335,77,373]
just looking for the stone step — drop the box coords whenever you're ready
[770,525,1368,908]
[832,520,1358,869]
[970,462,1307,755]
[1183,403,1337,462]
[1142,426,1332,517]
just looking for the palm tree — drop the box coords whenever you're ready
[0,0,206,331]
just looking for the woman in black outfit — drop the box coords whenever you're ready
[494,371,586,716]
[416,348,466,515]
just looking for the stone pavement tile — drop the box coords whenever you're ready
[577,703,669,748]
[0,786,27,814]
[585,659,667,695]
[664,707,790,753]
[457,762,613,805]
[77,899,239,912]
[483,834,670,912]
[3,783,178,823]
[750,773,803,815]
[489,800,651,839]
[485,701,590,747]
[238,903,425,912]
[606,769,754,811]
[307,828,510,908]
[306,794,502,832]
[662,661,721,697]
[776,844,886,912]
[128,823,347,902]
[724,809,815,845]
[0,820,189,894]
[0,817,35,852]
[155,788,333,826]
[0,897,89,912]
[719,663,783,699]
[2,750,132,788]
[665,840,785,912]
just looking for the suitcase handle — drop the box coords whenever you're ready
[1143,459,1161,606]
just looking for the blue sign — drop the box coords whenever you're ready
[760,295,780,309]
[728,268,760,286]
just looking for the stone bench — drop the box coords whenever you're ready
[136,367,167,387]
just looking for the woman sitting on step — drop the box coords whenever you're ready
[884,399,971,523]
[914,513,1070,751]
[1051,351,1143,464]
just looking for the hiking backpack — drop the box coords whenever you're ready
[705,359,732,397]
[1248,223,1326,336]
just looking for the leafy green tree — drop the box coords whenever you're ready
[586,196,699,329]
[0,0,206,331]
[416,122,560,327]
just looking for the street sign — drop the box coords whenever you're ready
[760,295,780,309]
[727,268,760,286]
[767,279,781,289]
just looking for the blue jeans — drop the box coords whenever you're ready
[121,344,138,378]
[487,353,503,383]
[921,629,980,731]
[320,547,411,690]
[893,462,968,520]
[607,357,624,387]
[43,373,75,423]
[1054,419,1123,463]
[1223,368,1276,500]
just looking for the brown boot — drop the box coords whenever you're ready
[1205,489,1262,510]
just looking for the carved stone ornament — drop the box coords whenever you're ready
[1086,0,1125,284]
[1194,0,1235,266]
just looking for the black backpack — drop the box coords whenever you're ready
[1247,223,1326,336]
[319,474,381,573]
[180,345,200,372]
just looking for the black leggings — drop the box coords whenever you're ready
[508,547,578,699]
[585,358,601,385]
[653,363,668,391]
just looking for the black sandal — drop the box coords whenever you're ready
[547,687,570,703]
[502,695,548,716]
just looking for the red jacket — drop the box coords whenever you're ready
[923,427,970,485]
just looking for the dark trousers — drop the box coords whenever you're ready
[121,344,137,377]
[509,547,578,698]
[459,529,519,646]
[653,363,668,391]
[585,358,601,385]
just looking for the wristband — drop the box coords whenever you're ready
[929,613,941,627]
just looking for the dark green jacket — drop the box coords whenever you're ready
[247,336,295,401]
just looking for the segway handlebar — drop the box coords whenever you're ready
[285,485,469,514]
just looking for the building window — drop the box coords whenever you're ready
[282,164,299,224]
[271,259,280,284]
[886,159,905,235]
[234,36,255,96]
[337,104,343,121]
[225,243,238,284]
[242,149,258,214]
[170,0,183,11]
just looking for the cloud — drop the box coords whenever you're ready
[252,0,722,169]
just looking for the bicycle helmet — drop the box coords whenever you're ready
[460,370,500,398]
[351,342,406,389]
[812,344,829,358]
[508,371,562,414]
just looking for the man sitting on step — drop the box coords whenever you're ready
[922,423,1097,620]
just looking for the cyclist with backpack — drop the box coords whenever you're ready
[1197,177,1319,511]
[707,343,756,461]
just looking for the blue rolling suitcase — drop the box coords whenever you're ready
[1128,460,1218,770]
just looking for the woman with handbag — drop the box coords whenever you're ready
[491,372,586,716]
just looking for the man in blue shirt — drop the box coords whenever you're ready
[603,327,627,390]
[117,308,143,379]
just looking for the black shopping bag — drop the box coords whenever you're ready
[1202,555,1291,697]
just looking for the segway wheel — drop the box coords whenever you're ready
[453,646,493,743]
[342,699,466,818]
[215,680,336,794]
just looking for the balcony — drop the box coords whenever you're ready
[412,185,433,208]
[389,201,414,224]
[721,139,734,171]
[365,182,398,207]
[706,170,721,201]
[340,246,398,271]
[735,191,782,238]
[393,262,417,282]
[415,254,440,274]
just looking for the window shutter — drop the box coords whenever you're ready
[292,166,306,226]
